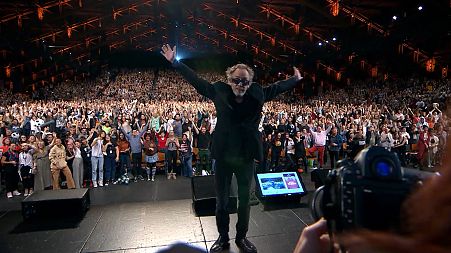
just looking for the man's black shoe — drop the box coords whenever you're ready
[235,237,257,253]
[210,235,230,252]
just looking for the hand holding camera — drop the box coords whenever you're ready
[293,219,331,253]
[311,147,434,238]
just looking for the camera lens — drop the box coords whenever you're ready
[374,161,392,177]
[311,186,325,221]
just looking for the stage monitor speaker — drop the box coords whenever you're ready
[191,175,237,216]
[22,189,90,221]
[310,168,331,189]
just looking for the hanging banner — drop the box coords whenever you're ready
[67,27,72,38]
[371,67,378,77]
[37,7,44,20]
[426,58,435,72]
[5,66,11,78]
[331,1,339,16]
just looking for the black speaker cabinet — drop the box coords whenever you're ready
[21,189,90,221]
[191,175,238,216]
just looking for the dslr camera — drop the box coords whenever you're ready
[311,146,434,232]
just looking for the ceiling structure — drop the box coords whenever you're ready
[0,0,449,90]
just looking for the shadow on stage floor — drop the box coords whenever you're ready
[10,216,84,234]
[0,174,316,253]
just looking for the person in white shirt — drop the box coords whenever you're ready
[73,140,84,188]
[429,104,442,123]
[19,143,35,196]
[30,115,44,134]
[400,127,410,145]
[308,122,333,169]
[166,117,175,133]
[284,133,296,171]
[209,112,217,134]
[379,127,394,151]
[428,130,440,168]
[91,131,105,187]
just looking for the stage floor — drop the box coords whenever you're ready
[0,175,316,253]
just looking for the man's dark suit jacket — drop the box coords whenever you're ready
[174,61,299,162]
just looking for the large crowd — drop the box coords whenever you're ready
[1,67,450,199]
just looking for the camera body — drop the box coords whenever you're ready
[311,146,433,232]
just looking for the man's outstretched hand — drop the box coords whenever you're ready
[161,44,176,63]
[293,67,303,81]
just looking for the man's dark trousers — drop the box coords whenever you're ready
[215,157,254,239]
[132,152,142,177]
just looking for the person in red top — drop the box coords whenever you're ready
[417,125,430,168]
[156,130,169,177]
[0,137,11,154]
[156,130,168,152]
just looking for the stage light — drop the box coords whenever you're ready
[325,40,329,43]
[176,56,181,61]
[318,42,322,46]
[392,15,397,20]
[418,6,423,11]
[332,37,337,41]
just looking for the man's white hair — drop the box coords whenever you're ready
[225,64,254,82]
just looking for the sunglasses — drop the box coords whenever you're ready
[231,78,250,87]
